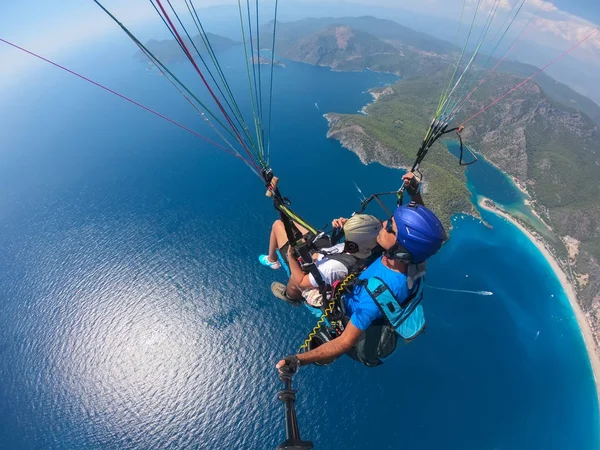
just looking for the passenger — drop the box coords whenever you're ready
[259,214,382,305]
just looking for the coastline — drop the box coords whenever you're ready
[360,86,395,115]
[477,195,600,398]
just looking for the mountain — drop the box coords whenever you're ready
[265,16,454,54]
[272,25,399,70]
[260,16,455,74]
[512,40,600,107]
[134,33,238,64]
[263,17,600,127]
[492,59,600,127]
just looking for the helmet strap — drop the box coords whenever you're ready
[385,242,413,262]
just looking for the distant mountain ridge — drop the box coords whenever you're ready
[274,25,398,70]
[134,33,238,64]
[262,16,600,125]
[265,16,454,54]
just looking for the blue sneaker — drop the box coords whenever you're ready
[258,254,281,270]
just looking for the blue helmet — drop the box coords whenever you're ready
[391,202,447,263]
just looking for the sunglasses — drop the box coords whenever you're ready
[385,216,396,235]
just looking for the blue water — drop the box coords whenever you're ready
[445,141,526,207]
[446,140,559,243]
[0,37,597,450]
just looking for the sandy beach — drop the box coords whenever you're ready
[477,196,600,397]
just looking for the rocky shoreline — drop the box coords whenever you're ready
[324,113,403,168]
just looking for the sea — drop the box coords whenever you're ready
[0,34,598,450]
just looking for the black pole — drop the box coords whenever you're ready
[275,367,313,450]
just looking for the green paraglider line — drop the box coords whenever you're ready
[436,0,483,117]
[440,0,505,119]
[255,0,265,124]
[162,0,256,151]
[436,0,467,116]
[238,0,267,167]
[443,0,511,116]
[245,0,267,164]
[93,0,247,153]
[246,0,266,164]
[184,0,259,153]
[153,0,261,172]
[439,0,502,119]
[266,0,279,163]
[447,0,544,119]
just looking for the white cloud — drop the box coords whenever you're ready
[487,0,600,67]
[533,15,600,50]
[527,0,558,14]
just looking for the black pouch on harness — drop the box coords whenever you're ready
[346,319,398,367]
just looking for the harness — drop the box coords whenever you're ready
[321,252,361,273]
[360,276,426,341]
[263,168,330,296]
[300,268,426,367]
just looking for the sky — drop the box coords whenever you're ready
[0,0,598,101]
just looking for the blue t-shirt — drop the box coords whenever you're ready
[342,257,410,331]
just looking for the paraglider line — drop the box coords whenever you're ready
[163,0,255,150]
[154,0,261,172]
[0,38,243,158]
[184,0,258,152]
[448,0,544,118]
[462,27,599,125]
[266,0,279,162]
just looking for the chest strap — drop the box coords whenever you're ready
[363,276,424,331]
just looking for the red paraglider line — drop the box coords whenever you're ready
[448,15,535,118]
[462,27,599,125]
[0,37,246,159]
[154,0,261,173]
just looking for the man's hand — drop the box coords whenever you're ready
[332,217,348,228]
[278,322,363,368]
[276,355,301,374]
[402,172,421,196]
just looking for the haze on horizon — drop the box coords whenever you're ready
[0,0,598,104]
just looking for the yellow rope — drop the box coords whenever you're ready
[298,273,357,352]
[278,204,318,235]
